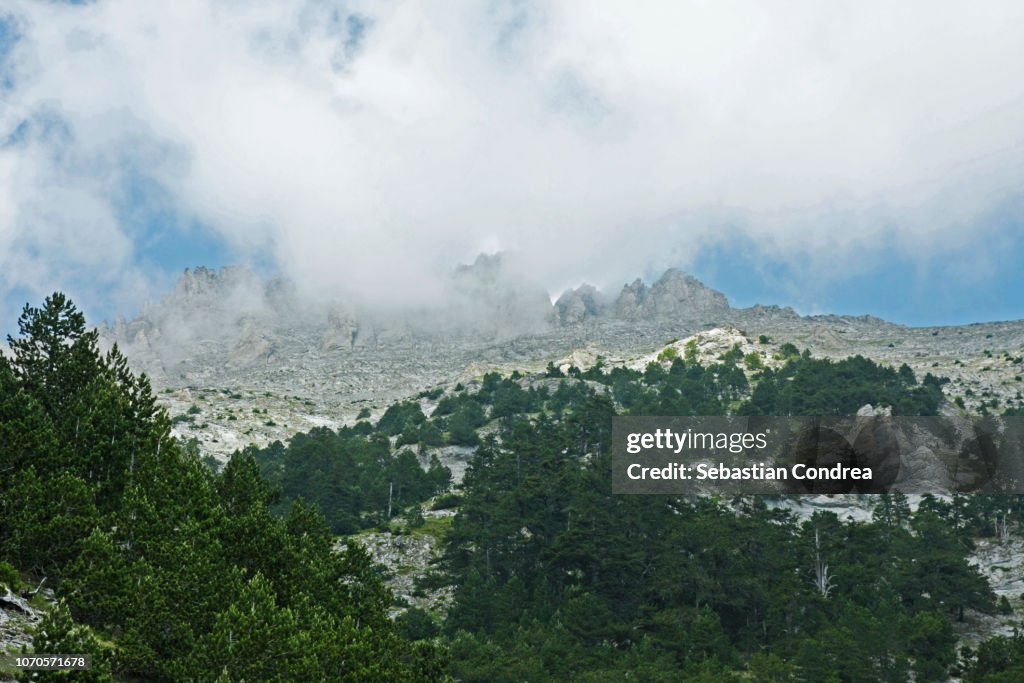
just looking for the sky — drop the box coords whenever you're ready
[2,1,1024,335]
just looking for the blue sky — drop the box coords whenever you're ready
[2,1,1024,336]
[689,230,1024,327]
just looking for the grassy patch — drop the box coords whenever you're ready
[410,515,454,544]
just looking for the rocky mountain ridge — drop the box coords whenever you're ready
[97,260,752,397]
[554,269,731,324]
[81,259,1024,462]
[104,259,742,357]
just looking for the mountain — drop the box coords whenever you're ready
[105,262,734,354]
[90,257,1024,462]
[99,261,740,390]
[554,268,731,324]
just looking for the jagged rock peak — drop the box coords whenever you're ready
[454,252,506,280]
[554,283,607,325]
[173,265,258,299]
[146,266,297,323]
[555,269,730,325]
[613,269,729,320]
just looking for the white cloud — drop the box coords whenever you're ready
[2,0,1024,317]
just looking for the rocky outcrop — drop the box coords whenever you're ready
[350,507,456,618]
[320,306,360,352]
[893,445,954,493]
[611,278,644,318]
[739,304,801,321]
[612,269,730,320]
[230,330,276,365]
[1,582,52,656]
[554,284,607,324]
[555,269,730,325]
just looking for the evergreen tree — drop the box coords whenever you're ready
[19,602,113,683]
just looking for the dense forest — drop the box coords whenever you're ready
[248,425,451,535]
[440,400,1000,681]
[385,343,1003,680]
[2,294,1023,681]
[0,295,447,681]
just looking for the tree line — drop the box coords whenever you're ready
[0,294,447,681]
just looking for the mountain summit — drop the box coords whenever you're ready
[555,269,729,324]
[95,260,739,395]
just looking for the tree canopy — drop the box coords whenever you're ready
[0,294,447,681]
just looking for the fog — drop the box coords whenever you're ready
[2,1,1024,323]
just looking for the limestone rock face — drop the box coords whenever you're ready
[230,330,276,365]
[612,269,729,320]
[851,417,905,492]
[554,270,730,325]
[1,582,52,654]
[612,278,646,319]
[856,404,893,417]
[894,445,954,493]
[320,306,360,352]
[554,284,606,325]
[556,347,604,374]
[648,269,730,317]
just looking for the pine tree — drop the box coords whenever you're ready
[19,601,113,683]
[184,573,316,682]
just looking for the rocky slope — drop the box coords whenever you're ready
[89,262,1024,461]
[0,582,55,681]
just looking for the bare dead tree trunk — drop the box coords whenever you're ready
[814,528,834,598]
[995,511,1010,543]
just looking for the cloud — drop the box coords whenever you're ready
[2,0,1024,321]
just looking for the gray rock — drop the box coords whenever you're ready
[856,404,892,417]
[612,269,729,320]
[893,445,953,493]
[554,284,606,324]
[647,269,731,318]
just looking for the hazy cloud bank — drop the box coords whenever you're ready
[2,0,1023,325]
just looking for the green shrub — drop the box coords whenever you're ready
[0,560,22,590]
[779,342,800,358]
[684,339,699,363]
[432,493,463,510]
[417,388,444,400]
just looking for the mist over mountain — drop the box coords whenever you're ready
[555,269,731,324]
[99,257,747,378]
[92,254,1024,444]
[104,255,753,341]
[4,2,1024,331]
